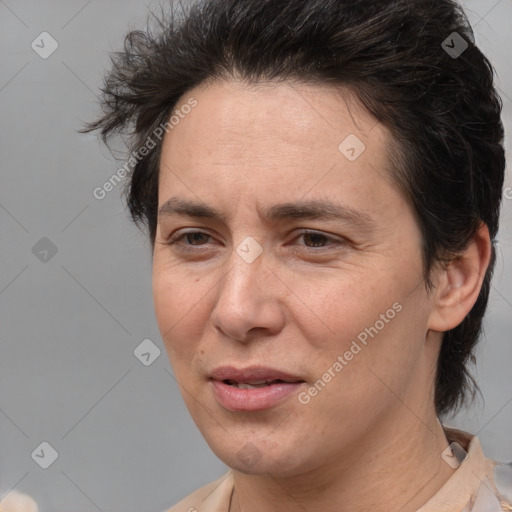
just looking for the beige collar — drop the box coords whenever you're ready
[417,426,498,512]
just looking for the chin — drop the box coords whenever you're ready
[210,435,310,477]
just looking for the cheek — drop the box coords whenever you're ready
[286,267,398,353]
[321,293,428,411]
[152,267,205,362]
[294,261,429,390]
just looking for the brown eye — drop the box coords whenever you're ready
[295,230,344,249]
[301,232,330,248]
[167,231,212,246]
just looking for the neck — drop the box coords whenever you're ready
[229,408,455,512]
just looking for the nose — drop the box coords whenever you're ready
[210,246,285,344]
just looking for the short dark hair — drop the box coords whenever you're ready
[84,0,505,417]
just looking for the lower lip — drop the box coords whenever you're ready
[211,380,303,411]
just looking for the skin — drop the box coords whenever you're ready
[152,79,491,512]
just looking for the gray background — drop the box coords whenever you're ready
[0,1,510,511]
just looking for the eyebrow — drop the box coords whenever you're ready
[157,197,376,231]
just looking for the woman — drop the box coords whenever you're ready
[84,0,512,510]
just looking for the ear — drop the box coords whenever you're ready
[427,223,492,333]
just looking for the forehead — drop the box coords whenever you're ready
[166,78,387,150]
[157,79,397,215]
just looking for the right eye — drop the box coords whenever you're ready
[165,230,213,247]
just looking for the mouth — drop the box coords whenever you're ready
[209,366,305,411]
[222,378,299,389]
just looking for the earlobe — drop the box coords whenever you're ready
[427,223,492,333]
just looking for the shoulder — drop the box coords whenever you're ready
[166,471,233,512]
[494,461,512,511]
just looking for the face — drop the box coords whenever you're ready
[152,79,439,477]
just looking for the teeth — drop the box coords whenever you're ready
[229,380,276,389]
[221,378,300,389]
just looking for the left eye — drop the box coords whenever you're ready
[166,230,341,249]
[295,230,339,248]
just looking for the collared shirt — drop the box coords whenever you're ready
[167,427,512,512]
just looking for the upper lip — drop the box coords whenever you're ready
[209,365,304,383]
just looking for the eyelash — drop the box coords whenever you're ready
[164,229,345,251]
